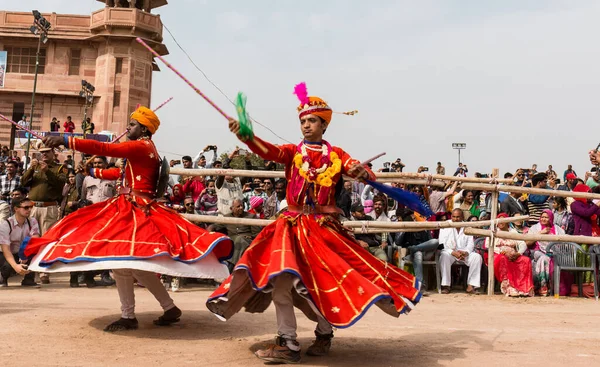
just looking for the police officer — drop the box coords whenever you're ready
[20,145,66,284]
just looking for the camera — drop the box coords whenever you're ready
[383,162,390,168]
[421,167,429,172]
[206,145,217,151]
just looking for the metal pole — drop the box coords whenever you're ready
[458,149,461,165]
[25,34,42,168]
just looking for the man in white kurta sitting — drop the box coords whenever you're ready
[438,209,482,294]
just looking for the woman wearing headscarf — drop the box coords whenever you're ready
[485,213,533,297]
[527,210,565,296]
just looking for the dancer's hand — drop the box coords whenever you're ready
[42,136,64,149]
[228,118,244,140]
[348,163,368,180]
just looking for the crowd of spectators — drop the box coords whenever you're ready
[2,143,599,299]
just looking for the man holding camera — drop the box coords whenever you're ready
[0,197,40,287]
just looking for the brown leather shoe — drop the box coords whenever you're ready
[441,286,451,294]
[255,336,301,364]
[306,331,333,356]
[466,285,480,295]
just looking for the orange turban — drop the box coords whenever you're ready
[130,106,160,134]
[297,96,333,124]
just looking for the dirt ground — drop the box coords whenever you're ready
[1,274,599,367]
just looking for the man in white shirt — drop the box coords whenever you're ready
[438,209,482,294]
[0,198,40,287]
[81,156,116,204]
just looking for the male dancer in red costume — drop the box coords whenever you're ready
[23,106,232,332]
[207,85,421,364]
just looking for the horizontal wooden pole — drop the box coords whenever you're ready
[460,183,600,200]
[464,227,600,245]
[171,168,510,184]
[182,213,529,231]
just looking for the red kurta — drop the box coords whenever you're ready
[21,136,232,268]
[207,137,421,328]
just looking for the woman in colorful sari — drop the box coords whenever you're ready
[485,213,533,297]
[527,210,565,296]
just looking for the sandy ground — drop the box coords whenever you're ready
[1,274,599,367]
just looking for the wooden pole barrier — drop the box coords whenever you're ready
[487,168,499,296]
[182,213,528,231]
[460,182,600,200]
[376,171,513,184]
[464,227,600,245]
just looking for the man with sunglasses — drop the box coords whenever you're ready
[0,198,40,287]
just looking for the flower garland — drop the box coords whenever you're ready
[293,141,342,187]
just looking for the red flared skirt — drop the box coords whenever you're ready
[207,213,421,328]
[21,195,232,266]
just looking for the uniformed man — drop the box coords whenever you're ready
[20,146,66,284]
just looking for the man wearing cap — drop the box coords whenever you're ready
[349,202,387,261]
[209,83,421,364]
[20,145,66,284]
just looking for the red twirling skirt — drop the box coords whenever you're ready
[20,196,233,269]
[207,213,421,328]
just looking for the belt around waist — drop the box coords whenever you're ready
[33,201,58,207]
[287,205,342,215]
[118,187,156,200]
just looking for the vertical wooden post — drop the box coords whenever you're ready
[487,168,499,296]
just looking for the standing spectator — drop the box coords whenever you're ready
[82,117,95,135]
[193,145,218,169]
[429,181,458,214]
[500,191,528,217]
[526,173,551,226]
[344,180,360,206]
[215,149,245,216]
[20,146,67,284]
[391,158,405,172]
[50,117,60,132]
[552,197,574,235]
[0,161,21,204]
[563,164,577,182]
[438,209,482,294]
[64,155,74,168]
[63,116,75,133]
[81,156,116,204]
[0,197,40,287]
[264,178,286,219]
[0,149,8,163]
[195,179,218,215]
[436,162,445,175]
[60,170,79,218]
[17,115,29,129]
[530,164,538,175]
[546,165,557,180]
[570,184,600,236]
[243,178,268,210]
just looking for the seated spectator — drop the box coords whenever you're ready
[169,184,186,211]
[0,197,40,287]
[439,209,482,294]
[209,199,261,271]
[248,196,266,219]
[527,210,565,296]
[484,213,533,297]
[349,202,387,262]
[395,209,439,292]
[552,196,574,234]
[195,179,218,215]
[459,190,480,220]
[500,191,528,217]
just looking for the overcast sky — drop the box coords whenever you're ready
[5,0,600,178]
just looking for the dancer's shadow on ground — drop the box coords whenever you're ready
[88,309,310,340]
[249,330,494,367]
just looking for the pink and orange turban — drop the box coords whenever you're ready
[131,106,160,134]
[294,82,333,124]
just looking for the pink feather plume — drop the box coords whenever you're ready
[293,82,310,106]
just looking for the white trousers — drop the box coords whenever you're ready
[272,273,332,344]
[440,251,482,288]
[112,269,175,319]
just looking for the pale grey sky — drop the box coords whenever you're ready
[5,0,600,178]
